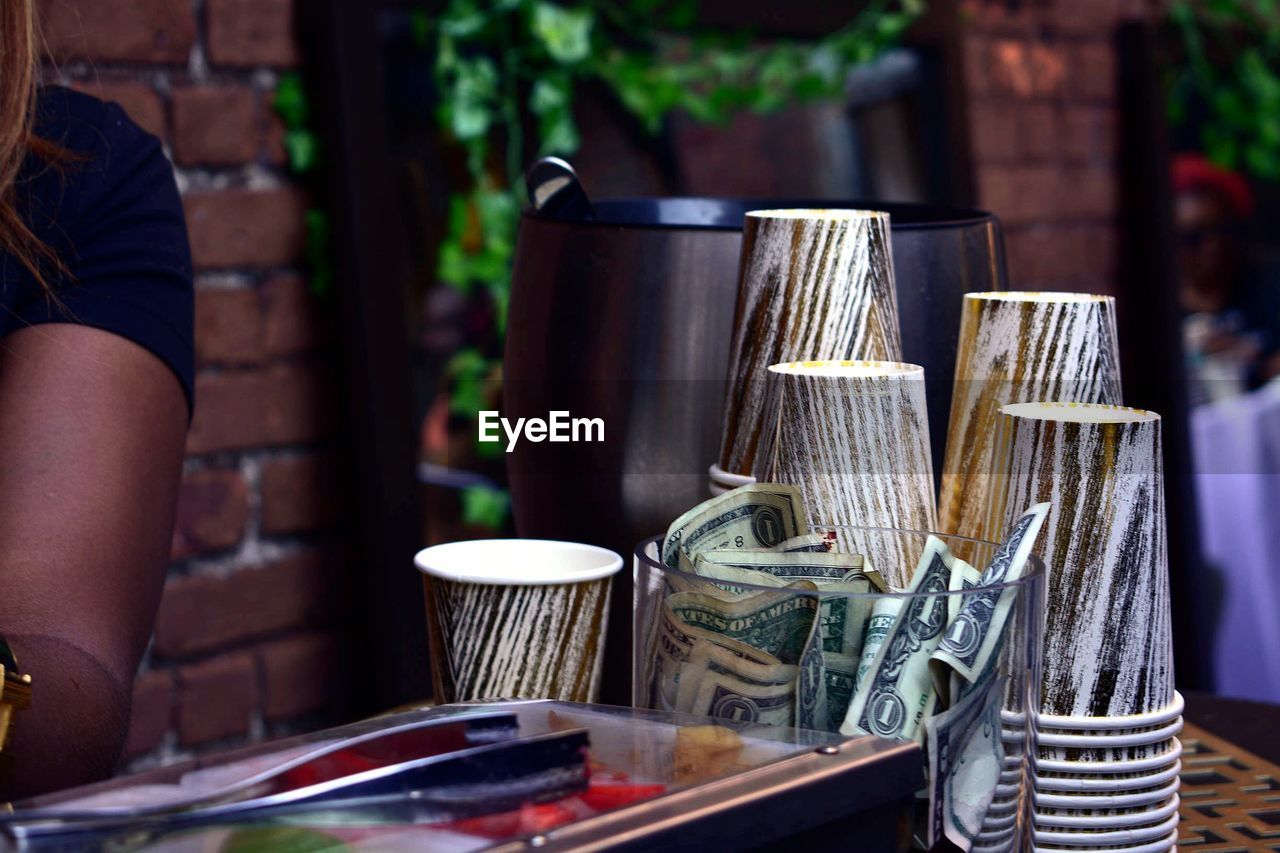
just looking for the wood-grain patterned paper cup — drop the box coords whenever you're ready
[416,539,622,704]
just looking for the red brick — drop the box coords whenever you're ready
[258,632,342,720]
[1050,0,1124,35]
[968,100,1021,162]
[1069,42,1116,102]
[1061,106,1117,163]
[193,286,263,363]
[976,163,1060,224]
[186,370,269,455]
[39,0,195,64]
[195,288,265,366]
[171,468,250,559]
[1004,224,1118,285]
[262,274,330,356]
[154,550,340,658]
[1028,43,1067,97]
[74,81,166,139]
[184,188,307,269]
[261,453,343,535]
[206,0,300,67]
[264,112,289,167]
[262,361,338,445]
[959,0,1046,34]
[176,653,256,745]
[172,86,258,166]
[989,39,1033,97]
[123,669,174,757]
[963,35,993,97]
[1059,165,1116,219]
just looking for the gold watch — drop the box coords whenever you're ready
[0,640,31,751]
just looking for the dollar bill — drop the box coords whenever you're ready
[925,675,1006,850]
[824,652,859,730]
[665,580,825,729]
[654,604,789,712]
[687,672,796,727]
[852,596,904,695]
[666,587,819,665]
[947,553,982,625]
[661,484,804,569]
[930,503,1050,708]
[675,639,797,714]
[840,536,960,742]
[692,550,883,659]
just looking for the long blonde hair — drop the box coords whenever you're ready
[2,0,63,291]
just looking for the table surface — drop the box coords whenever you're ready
[1185,690,1280,763]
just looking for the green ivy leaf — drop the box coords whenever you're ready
[283,129,320,174]
[448,57,499,140]
[532,2,594,64]
[304,209,334,297]
[461,485,511,529]
[273,74,309,129]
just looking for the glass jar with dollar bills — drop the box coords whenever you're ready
[633,520,1046,853]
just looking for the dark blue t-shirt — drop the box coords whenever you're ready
[0,86,194,411]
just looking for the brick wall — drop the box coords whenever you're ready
[38,0,353,768]
[960,0,1159,295]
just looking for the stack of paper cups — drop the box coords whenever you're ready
[940,292,1122,548]
[765,360,935,589]
[990,402,1179,852]
[713,209,903,498]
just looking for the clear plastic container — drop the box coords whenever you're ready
[633,526,1045,853]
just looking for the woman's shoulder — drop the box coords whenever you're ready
[34,85,156,158]
[13,85,195,413]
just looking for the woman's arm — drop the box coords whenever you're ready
[0,322,186,798]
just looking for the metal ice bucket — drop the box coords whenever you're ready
[504,190,1007,702]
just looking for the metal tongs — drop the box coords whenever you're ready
[3,713,590,843]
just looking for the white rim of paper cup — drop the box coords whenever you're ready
[966,291,1113,305]
[1035,739,1182,775]
[1032,810,1180,846]
[1000,401,1160,425]
[708,463,756,489]
[1033,761,1182,792]
[1035,718,1181,748]
[415,539,623,586]
[981,811,1018,831]
[1033,795,1180,829]
[1035,778,1179,810]
[1031,827,1179,853]
[767,359,924,379]
[1037,693,1184,731]
[745,208,890,222]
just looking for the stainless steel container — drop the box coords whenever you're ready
[504,196,1007,702]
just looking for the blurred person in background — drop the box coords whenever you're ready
[1174,153,1280,402]
[0,3,192,796]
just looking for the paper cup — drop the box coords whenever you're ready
[1032,809,1179,846]
[1037,693,1184,732]
[1031,827,1179,853]
[1032,761,1181,793]
[1033,795,1179,828]
[1035,778,1179,810]
[1035,740,1182,776]
[416,539,623,703]
[1037,735,1180,765]
[1035,718,1182,748]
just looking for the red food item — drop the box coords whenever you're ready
[580,782,667,811]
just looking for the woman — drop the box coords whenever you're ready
[0,3,191,796]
